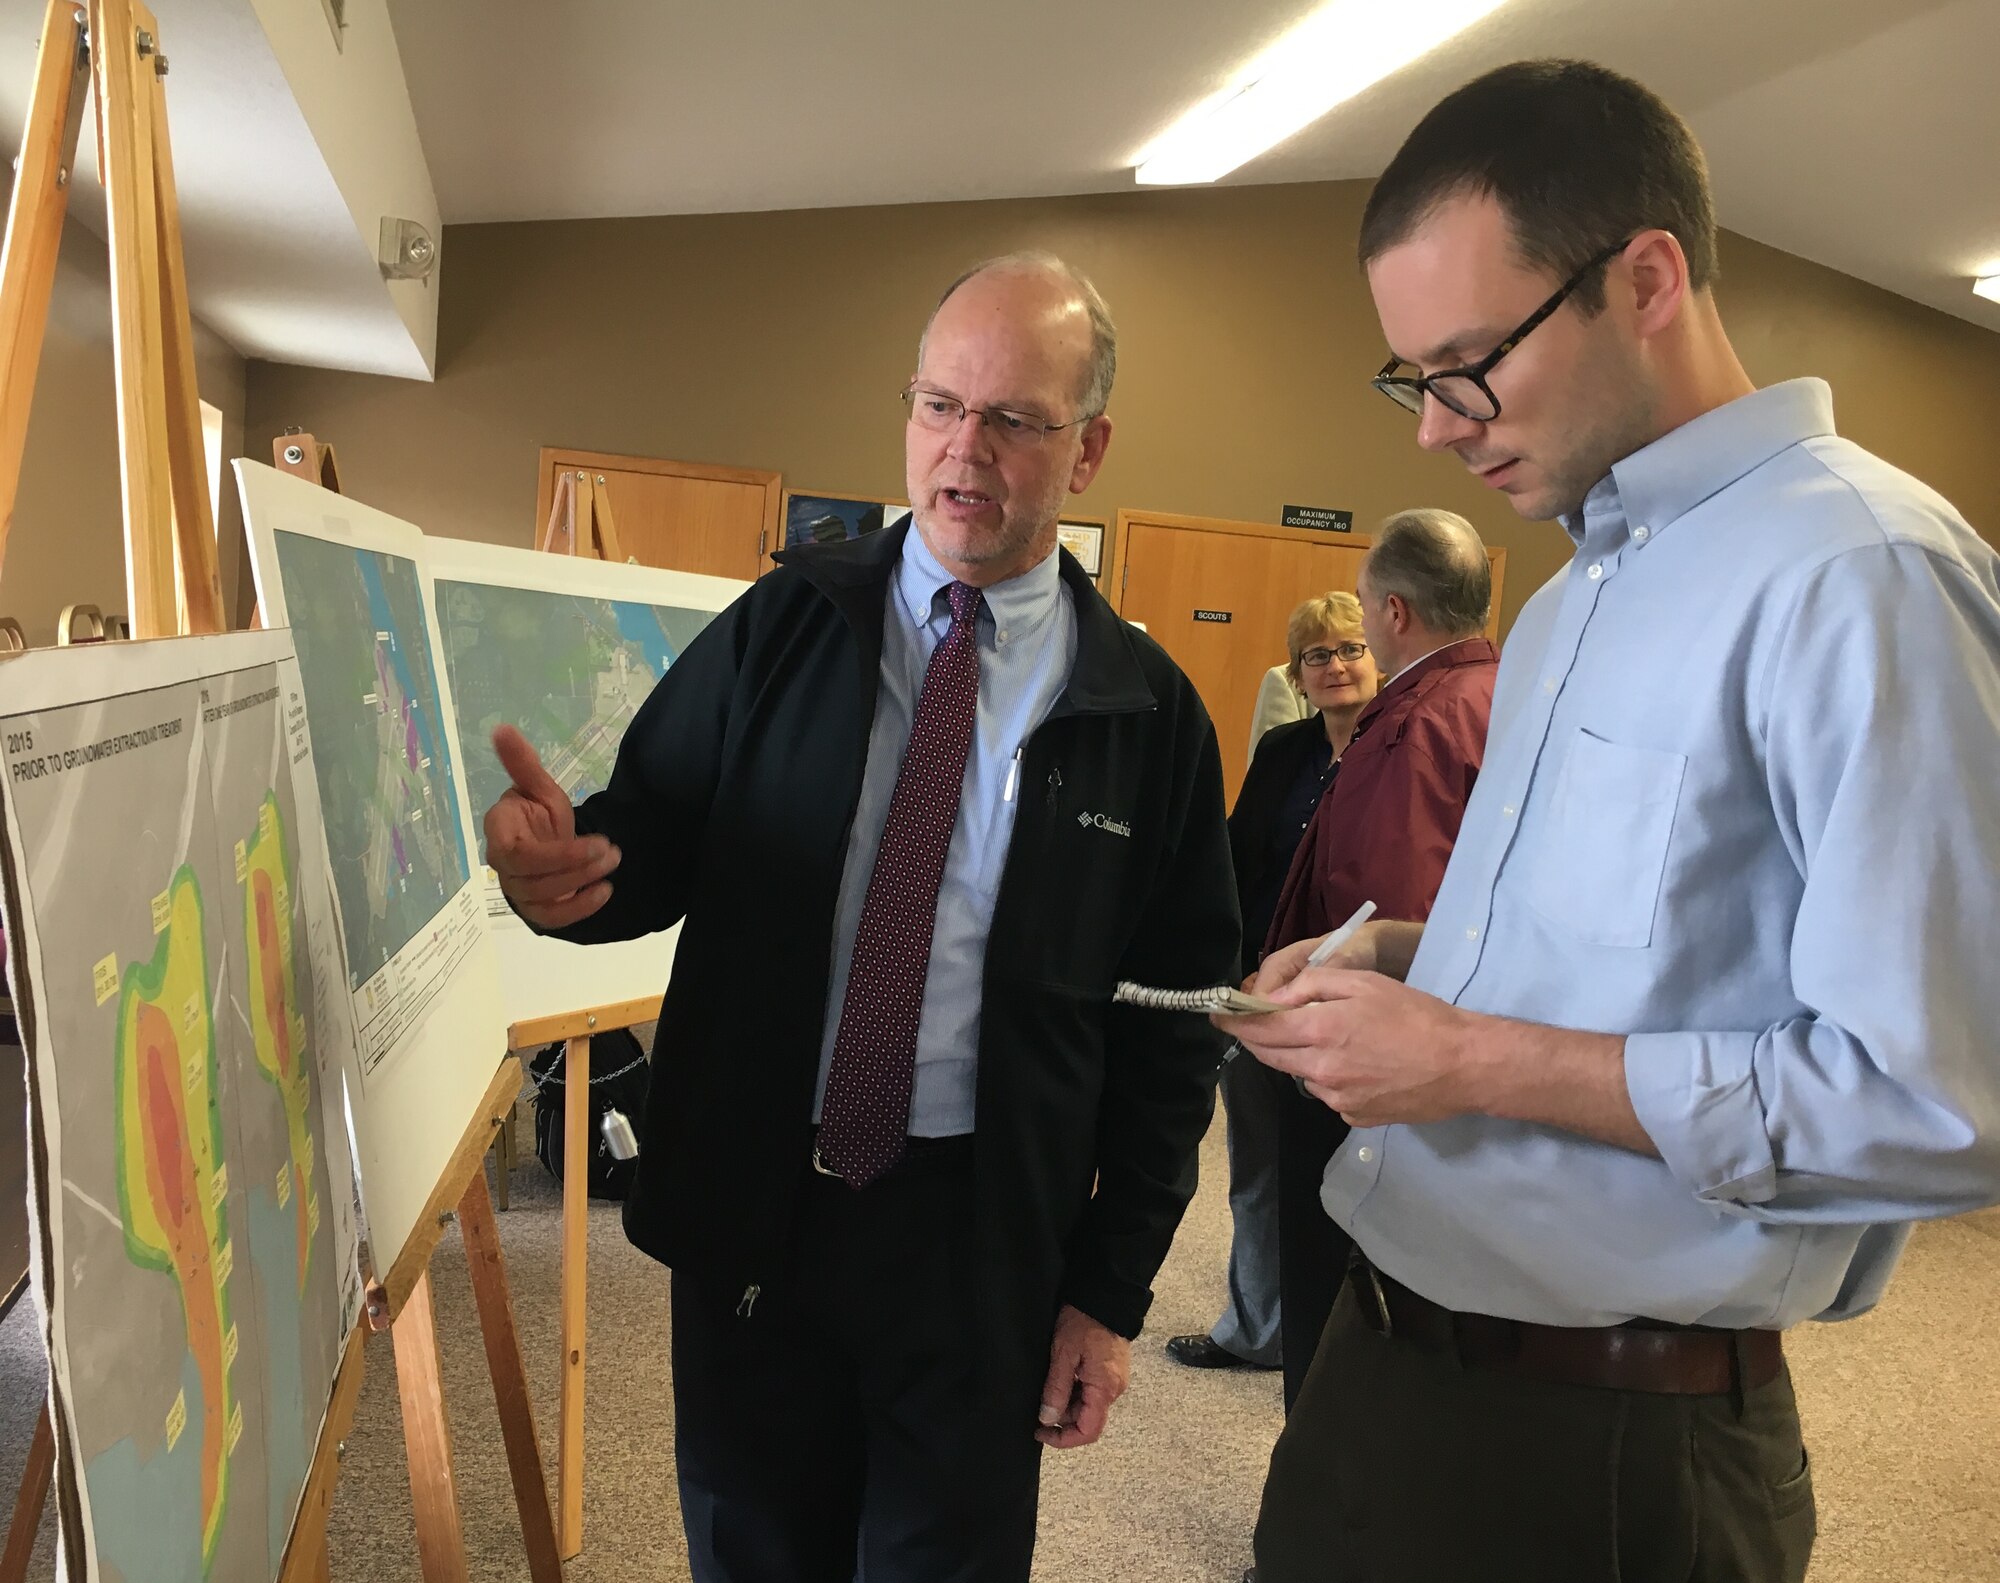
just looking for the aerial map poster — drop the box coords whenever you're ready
[0,630,362,1582]
[424,536,746,1024]
[236,461,505,1280]
[263,526,473,1044]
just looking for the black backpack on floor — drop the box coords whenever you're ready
[529,1028,650,1201]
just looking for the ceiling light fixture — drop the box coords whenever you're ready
[1134,0,1509,187]
[1975,274,2000,305]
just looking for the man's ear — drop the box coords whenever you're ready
[1070,415,1113,494]
[1624,229,1689,339]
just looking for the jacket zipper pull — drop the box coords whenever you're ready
[1045,765,1062,812]
[736,1283,761,1318]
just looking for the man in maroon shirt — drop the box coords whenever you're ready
[1261,507,1498,1412]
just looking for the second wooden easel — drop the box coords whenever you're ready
[250,452,563,1583]
[515,465,660,1559]
[340,1060,562,1583]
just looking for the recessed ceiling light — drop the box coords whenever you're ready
[1975,275,2000,304]
[1134,0,1509,187]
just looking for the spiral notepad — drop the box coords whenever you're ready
[1112,982,1285,1015]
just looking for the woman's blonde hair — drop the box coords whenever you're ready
[1285,591,1366,690]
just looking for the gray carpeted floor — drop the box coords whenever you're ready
[0,1091,1995,1579]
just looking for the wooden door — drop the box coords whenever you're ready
[1108,510,1506,802]
[535,449,783,580]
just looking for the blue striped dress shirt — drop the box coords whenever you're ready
[814,528,1076,1137]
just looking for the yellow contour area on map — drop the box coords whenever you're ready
[114,865,234,1569]
[243,792,317,1292]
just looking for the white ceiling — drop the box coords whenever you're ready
[389,0,2000,336]
[0,0,432,379]
[3,0,1994,379]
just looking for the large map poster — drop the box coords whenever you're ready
[270,533,469,992]
[424,537,746,1024]
[236,461,505,1281]
[0,631,361,1582]
[266,530,481,1070]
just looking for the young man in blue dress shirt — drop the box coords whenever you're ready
[1224,59,2000,1583]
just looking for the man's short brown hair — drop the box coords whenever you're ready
[1359,60,1717,314]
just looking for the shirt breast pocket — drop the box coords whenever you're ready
[1524,729,1686,949]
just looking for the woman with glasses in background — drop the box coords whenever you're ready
[1165,594,1379,1374]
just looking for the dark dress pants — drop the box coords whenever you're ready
[1256,1284,1817,1583]
[1274,1069,1351,1412]
[670,1137,1043,1583]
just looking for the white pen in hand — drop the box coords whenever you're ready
[1218,899,1378,1068]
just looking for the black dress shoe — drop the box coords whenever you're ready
[1163,1333,1275,1370]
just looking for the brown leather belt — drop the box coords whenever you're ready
[1348,1259,1782,1396]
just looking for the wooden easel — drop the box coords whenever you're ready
[242,432,340,632]
[0,0,222,637]
[274,430,343,494]
[537,465,626,563]
[0,5,560,1579]
[512,468,658,1558]
[341,1058,562,1583]
[248,454,563,1583]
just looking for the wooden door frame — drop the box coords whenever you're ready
[1107,508,1508,639]
[534,448,784,573]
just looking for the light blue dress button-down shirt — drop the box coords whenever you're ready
[1324,379,2000,1329]
[814,528,1077,1136]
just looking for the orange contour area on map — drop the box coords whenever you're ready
[136,1002,229,1556]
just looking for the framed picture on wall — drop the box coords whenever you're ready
[782,489,911,548]
[1057,519,1106,578]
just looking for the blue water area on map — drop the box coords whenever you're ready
[248,1190,311,1571]
[609,600,679,677]
[357,550,469,870]
[80,1193,324,1577]
[86,1351,206,1578]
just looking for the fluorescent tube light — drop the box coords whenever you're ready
[1135,0,1509,186]
[1975,275,2000,304]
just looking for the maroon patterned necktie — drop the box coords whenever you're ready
[817,580,985,1187]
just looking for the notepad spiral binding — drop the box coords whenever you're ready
[1112,981,1284,1015]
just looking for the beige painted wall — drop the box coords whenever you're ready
[2,173,250,646]
[227,179,2000,638]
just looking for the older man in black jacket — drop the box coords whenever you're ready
[484,253,1237,1583]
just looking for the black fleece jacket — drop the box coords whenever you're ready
[549,522,1238,1391]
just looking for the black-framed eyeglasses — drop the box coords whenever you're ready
[901,385,1095,449]
[1371,237,1636,422]
[1299,642,1368,668]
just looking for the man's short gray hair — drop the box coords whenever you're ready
[917,251,1117,420]
[1362,509,1492,637]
